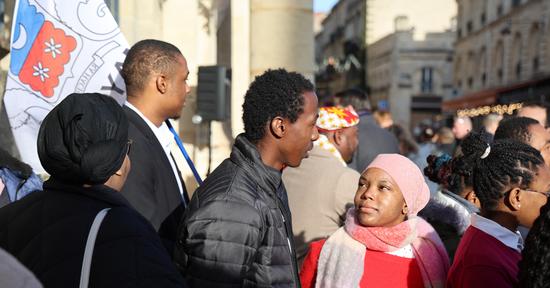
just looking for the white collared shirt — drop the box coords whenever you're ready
[125,102,184,198]
[470,214,524,252]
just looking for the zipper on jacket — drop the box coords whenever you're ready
[281,213,293,253]
[277,200,300,287]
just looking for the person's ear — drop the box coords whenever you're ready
[155,74,168,94]
[465,190,479,205]
[333,129,344,146]
[402,203,409,215]
[270,116,285,139]
[506,187,522,211]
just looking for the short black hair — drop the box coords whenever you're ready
[458,132,543,210]
[242,69,314,143]
[122,39,182,96]
[494,116,539,144]
[519,201,550,287]
[335,88,371,111]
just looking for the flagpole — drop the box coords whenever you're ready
[165,120,203,186]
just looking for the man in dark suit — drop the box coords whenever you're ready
[335,88,400,171]
[120,39,190,254]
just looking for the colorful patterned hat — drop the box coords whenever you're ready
[316,106,360,131]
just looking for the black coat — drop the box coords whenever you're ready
[351,113,400,171]
[121,106,186,254]
[174,134,300,288]
[0,179,186,288]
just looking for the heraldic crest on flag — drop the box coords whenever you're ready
[4,0,129,172]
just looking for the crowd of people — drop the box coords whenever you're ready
[0,38,550,288]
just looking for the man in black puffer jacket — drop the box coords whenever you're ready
[174,69,320,287]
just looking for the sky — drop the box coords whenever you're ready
[314,0,338,13]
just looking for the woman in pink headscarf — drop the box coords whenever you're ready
[300,154,449,288]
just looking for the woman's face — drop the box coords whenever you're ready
[354,167,408,227]
[518,164,550,228]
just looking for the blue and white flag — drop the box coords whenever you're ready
[3,0,129,173]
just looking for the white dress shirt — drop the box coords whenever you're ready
[125,102,184,198]
[470,213,524,252]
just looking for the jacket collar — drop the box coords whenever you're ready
[230,134,282,196]
[44,178,132,208]
[442,189,480,214]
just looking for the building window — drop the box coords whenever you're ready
[497,68,503,83]
[0,0,4,33]
[105,0,119,22]
[512,0,521,7]
[480,12,486,26]
[420,67,433,93]
[516,61,522,79]
[457,28,462,39]
[497,4,503,17]
[467,77,473,88]
[533,57,539,73]
[481,73,487,86]
[466,20,473,34]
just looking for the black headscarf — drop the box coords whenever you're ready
[37,93,129,185]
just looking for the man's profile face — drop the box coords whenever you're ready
[338,125,359,163]
[281,91,319,168]
[164,55,190,119]
[528,123,550,166]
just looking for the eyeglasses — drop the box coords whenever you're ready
[522,188,550,198]
[126,139,133,155]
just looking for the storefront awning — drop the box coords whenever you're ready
[442,75,550,112]
[442,89,497,112]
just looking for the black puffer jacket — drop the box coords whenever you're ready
[175,134,300,287]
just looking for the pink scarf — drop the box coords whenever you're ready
[315,209,449,288]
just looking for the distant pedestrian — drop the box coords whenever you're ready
[335,89,399,171]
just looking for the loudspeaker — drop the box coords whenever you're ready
[196,66,230,121]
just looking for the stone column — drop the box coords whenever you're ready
[249,0,315,80]
[230,0,250,137]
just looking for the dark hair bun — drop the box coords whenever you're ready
[424,154,452,186]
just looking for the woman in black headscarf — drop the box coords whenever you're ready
[0,93,186,288]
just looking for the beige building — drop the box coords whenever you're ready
[0,0,315,192]
[444,0,550,113]
[367,0,456,44]
[368,17,455,129]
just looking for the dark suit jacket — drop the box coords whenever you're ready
[121,105,186,254]
[350,113,400,172]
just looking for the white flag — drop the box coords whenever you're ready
[3,0,129,173]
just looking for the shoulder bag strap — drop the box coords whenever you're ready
[79,208,111,288]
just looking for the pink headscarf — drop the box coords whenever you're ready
[366,153,430,215]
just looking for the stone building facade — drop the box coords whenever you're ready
[367,18,455,129]
[445,0,550,112]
